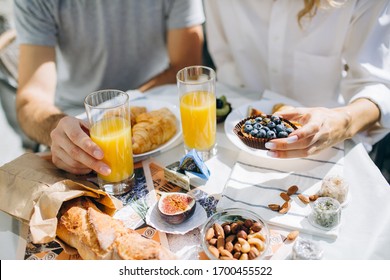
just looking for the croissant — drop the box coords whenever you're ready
[132,107,177,154]
[130,106,147,127]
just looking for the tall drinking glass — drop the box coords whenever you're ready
[84,89,134,195]
[177,66,217,161]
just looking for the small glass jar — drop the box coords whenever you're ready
[319,175,349,204]
[292,238,323,260]
[308,197,341,230]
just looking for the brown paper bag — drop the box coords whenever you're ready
[0,153,122,244]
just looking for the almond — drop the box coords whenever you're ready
[287,230,299,241]
[214,223,225,239]
[309,194,319,201]
[268,203,281,211]
[205,227,215,241]
[219,248,234,259]
[208,245,220,258]
[298,194,310,204]
[280,192,291,201]
[217,236,225,251]
[279,201,291,214]
[287,185,299,196]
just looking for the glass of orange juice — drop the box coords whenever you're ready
[177,66,217,161]
[84,89,134,195]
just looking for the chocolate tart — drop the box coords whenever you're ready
[233,114,298,150]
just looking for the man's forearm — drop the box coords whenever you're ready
[137,65,180,93]
[17,101,66,146]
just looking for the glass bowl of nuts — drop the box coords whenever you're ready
[200,208,270,260]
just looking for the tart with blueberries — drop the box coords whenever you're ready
[233,114,298,150]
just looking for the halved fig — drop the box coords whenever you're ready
[157,192,196,225]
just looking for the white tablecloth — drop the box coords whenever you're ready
[146,83,390,260]
[1,83,390,260]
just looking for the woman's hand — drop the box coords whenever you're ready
[264,107,353,158]
[50,116,111,175]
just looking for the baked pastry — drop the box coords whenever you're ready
[130,106,147,127]
[247,107,265,117]
[56,197,176,260]
[272,103,295,114]
[233,114,297,149]
[132,107,177,154]
[272,103,302,128]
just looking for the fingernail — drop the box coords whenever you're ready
[267,151,277,158]
[265,142,276,149]
[286,135,298,144]
[93,149,103,158]
[100,166,111,175]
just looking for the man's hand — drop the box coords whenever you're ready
[50,116,111,175]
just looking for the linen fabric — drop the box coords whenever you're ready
[217,143,344,240]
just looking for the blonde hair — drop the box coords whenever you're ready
[298,0,346,25]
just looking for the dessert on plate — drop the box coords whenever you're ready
[233,114,297,150]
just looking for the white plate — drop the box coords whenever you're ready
[224,99,301,159]
[145,202,207,235]
[131,99,182,161]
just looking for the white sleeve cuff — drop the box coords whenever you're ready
[349,84,390,146]
[349,83,390,129]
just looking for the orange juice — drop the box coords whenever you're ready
[180,91,216,150]
[90,116,133,182]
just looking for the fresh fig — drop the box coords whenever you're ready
[158,192,196,224]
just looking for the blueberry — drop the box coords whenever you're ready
[263,126,270,132]
[250,129,259,136]
[244,124,253,133]
[258,129,267,138]
[267,121,276,129]
[255,117,263,122]
[253,123,262,130]
[267,130,276,139]
[276,124,285,133]
[271,115,281,124]
[286,127,294,134]
[216,99,224,109]
[278,131,289,138]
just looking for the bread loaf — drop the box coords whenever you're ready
[56,197,176,260]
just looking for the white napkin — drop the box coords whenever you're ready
[217,144,345,239]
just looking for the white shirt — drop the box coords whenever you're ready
[205,0,390,145]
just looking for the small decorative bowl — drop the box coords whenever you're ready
[201,208,270,260]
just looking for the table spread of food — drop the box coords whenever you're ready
[0,92,374,261]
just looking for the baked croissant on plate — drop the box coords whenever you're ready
[132,107,177,154]
[56,197,176,260]
[130,106,147,127]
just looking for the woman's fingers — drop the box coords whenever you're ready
[265,107,354,158]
